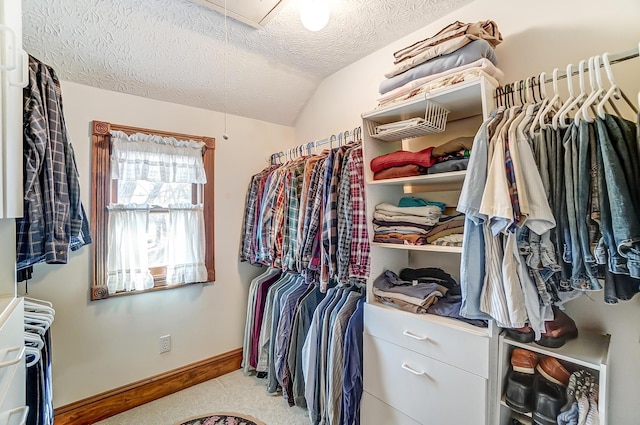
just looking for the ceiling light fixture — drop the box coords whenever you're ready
[300,0,330,32]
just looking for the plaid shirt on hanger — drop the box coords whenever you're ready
[348,146,370,281]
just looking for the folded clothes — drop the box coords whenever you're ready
[428,158,470,174]
[374,270,448,299]
[370,146,435,172]
[391,20,502,69]
[372,218,434,232]
[373,164,426,180]
[379,69,500,107]
[373,225,430,235]
[373,234,427,245]
[373,287,441,306]
[380,39,498,95]
[432,136,474,157]
[399,267,459,291]
[431,234,464,246]
[373,210,440,225]
[435,150,470,163]
[377,58,504,105]
[375,118,425,134]
[375,203,443,221]
[427,294,488,327]
[398,197,446,211]
[375,294,430,314]
[426,226,465,243]
[425,215,465,237]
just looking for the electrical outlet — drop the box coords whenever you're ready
[159,335,171,353]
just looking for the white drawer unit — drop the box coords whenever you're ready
[360,392,421,425]
[364,302,491,378]
[364,333,487,425]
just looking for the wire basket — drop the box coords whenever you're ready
[366,100,449,142]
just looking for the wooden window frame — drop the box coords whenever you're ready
[90,120,215,301]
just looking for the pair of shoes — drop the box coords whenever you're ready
[505,349,570,419]
[535,306,579,348]
[532,374,567,425]
[504,325,535,343]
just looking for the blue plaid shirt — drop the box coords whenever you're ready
[17,56,91,270]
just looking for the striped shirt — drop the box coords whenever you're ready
[347,147,370,281]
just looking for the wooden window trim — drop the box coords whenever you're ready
[90,120,215,301]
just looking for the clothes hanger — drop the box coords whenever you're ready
[597,52,638,118]
[559,59,588,127]
[25,346,41,368]
[552,64,577,129]
[24,323,46,336]
[24,332,44,350]
[577,56,600,123]
[529,72,549,138]
[22,296,54,308]
[540,68,562,130]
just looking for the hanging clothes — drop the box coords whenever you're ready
[17,56,91,278]
[240,139,368,425]
[459,87,640,338]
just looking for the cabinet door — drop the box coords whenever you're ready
[0,0,24,219]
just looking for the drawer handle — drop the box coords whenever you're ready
[402,330,428,341]
[401,362,427,377]
[3,406,29,425]
[0,346,25,369]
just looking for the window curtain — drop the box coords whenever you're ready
[106,131,207,294]
[166,204,208,285]
[106,205,154,293]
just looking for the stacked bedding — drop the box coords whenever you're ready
[378,20,504,106]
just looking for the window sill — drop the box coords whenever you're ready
[91,280,210,301]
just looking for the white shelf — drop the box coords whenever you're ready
[362,77,490,124]
[367,170,467,187]
[371,241,462,253]
[501,332,610,371]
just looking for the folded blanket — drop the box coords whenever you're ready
[379,69,500,107]
[378,58,504,104]
[380,39,498,95]
[392,20,502,65]
[373,164,426,180]
[370,146,435,172]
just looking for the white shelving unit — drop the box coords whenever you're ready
[497,332,610,425]
[360,76,499,425]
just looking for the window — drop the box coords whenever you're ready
[90,121,215,300]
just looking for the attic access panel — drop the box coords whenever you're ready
[190,0,289,28]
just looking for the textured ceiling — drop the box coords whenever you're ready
[23,0,473,126]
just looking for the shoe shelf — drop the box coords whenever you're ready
[497,332,610,425]
[500,332,610,371]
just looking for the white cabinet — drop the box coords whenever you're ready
[0,0,25,219]
[497,332,610,425]
[360,76,498,425]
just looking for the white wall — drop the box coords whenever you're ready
[18,82,294,407]
[294,1,640,423]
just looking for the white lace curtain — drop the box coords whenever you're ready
[106,131,208,294]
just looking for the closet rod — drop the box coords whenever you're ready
[270,125,361,164]
[541,46,638,84]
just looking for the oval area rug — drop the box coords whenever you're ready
[176,412,266,425]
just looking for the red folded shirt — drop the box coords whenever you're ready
[370,146,435,173]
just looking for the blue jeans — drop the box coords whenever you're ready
[596,115,640,278]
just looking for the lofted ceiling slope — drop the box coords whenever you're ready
[23,0,473,126]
